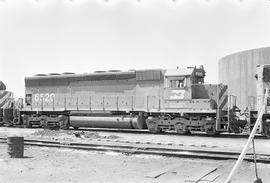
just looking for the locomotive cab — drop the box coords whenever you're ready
[162,66,215,114]
[164,66,205,100]
[164,65,205,89]
[146,66,220,134]
[164,68,193,101]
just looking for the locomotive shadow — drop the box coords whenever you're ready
[21,156,33,159]
[70,127,261,139]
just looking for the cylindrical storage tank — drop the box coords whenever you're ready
[7,137,24,158]
[219,47,270,111]
[70,116,146,129]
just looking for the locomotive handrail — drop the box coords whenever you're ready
[225,87,269,183]
[131,96,134,111]
[89,96,91,111]
[116,96,119,111]
[52,96,55,111]
[64,97,67,110]
[60,95,138,111]
[41,98,44,111]
[102,96,105,111]
[146,96,149,112]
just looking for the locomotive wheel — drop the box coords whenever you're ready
[59,115,70,130]
[22,114,32,128]
[205,120,219,136]
[40,116,47,128]
[176,128,189,135]
[6,120,14,127]
[205,125,219,136]
[206,129,219,136]
[149,127,162,134]
[49,126,60,130]
[25,119,32,128]
[60,124,69,130]
[13,117,19,125]
[25,121,32,128]
[146,117,161,133]
[175,123,189,135]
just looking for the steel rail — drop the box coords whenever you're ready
[72,128,266,139]
[0,137,269,163]
[0,126,267,139]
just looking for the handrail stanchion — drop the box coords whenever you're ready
[225,88,269,183]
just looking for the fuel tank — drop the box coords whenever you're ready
[69,116,145,129]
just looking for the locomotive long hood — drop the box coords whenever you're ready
[25,69,164,87]
[25,71,136,87]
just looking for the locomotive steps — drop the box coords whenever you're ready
[0,137,269,164]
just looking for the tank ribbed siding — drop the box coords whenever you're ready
[219,47,270,111]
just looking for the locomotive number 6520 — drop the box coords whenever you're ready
[34,93,55,102]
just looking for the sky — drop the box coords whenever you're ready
[1,0,270,98]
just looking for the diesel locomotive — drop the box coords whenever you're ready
[1,64,270,136]
[20,65,229,135]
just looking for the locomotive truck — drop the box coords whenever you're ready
[2,64,270,136]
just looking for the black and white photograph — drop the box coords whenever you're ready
[1,0,270,182]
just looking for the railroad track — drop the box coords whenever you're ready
[74,128,267,139]
[0,137,269,163]
[1,125,267,139]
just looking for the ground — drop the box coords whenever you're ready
[0,127,270,183]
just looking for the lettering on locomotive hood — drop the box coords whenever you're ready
[170,90,186,100]
[195,71,204,77]
[34,93,55,102]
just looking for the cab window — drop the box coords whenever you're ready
[170,80,185,88]
[25,94,32,106]
[166,77,186,88]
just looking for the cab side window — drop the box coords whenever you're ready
[169,79,185,88]
[177,80,184,88]
[25,94,32,106]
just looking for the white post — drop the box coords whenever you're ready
[225,88,269,183]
